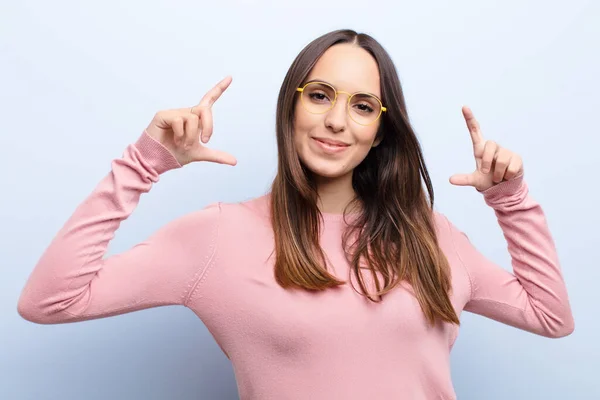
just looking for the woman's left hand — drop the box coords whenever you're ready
[449,106,524,192]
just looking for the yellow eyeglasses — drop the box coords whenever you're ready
[296,81,387,126]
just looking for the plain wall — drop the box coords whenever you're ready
[1,0,598,398]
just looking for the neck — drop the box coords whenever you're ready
[314,172,357,215]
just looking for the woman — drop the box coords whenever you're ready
[17,29,573,399]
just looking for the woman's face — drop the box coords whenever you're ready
[293,43,383,181]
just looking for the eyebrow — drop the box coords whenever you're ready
[303,78,382,100]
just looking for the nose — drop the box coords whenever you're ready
[324,94,349,133]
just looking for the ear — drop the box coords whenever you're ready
[372,123,384,147]
[372,134,383,148]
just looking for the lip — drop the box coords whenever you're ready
[312,137,350,146]
[311,137,351,154]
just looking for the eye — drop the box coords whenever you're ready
[354,103,374,113]
[309,91,330,103]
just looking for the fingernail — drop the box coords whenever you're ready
[201,136,208,143]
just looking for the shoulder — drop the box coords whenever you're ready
[218,193,271,222]
[431,210,456,240]
[206,194,273,236]
[431,210,473,301]
[163,194,272,247]
[430,210,456,257]
[430,210,473,263]
[179,194,271,223]
[431,210,469,243]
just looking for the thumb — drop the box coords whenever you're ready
[192,147,237,166]
[449,173,475,187]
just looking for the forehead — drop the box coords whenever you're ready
[306,43,381,97]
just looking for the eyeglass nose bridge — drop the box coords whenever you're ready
[329,90,354,113]
[334,90,352,101]
[330,90,387,113]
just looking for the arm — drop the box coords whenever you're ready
[445,176,574,338]
[17,131,220,324]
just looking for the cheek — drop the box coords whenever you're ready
[346,127,380,167]
[295,104,317,127]
[355,126,380,148]
[293,107,321,142]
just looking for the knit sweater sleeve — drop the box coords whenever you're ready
[17,131,220,324]
[443,175,574,338]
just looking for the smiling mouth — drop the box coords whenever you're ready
[311,137,351,153]
[313,138,350,147]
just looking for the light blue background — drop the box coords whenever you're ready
[1,0,598,399]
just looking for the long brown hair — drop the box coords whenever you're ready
[269,29,459,326]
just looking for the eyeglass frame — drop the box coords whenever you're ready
[295,80,387,126]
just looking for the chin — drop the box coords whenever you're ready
[300,157,353,180]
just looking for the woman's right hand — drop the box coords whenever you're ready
[145,76,237,166]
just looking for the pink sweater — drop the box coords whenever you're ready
[18,130,574,400]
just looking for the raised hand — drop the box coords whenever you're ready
[145,76,237,167]
[449,106,524,192]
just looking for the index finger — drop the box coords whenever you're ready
[197,75,233,108]
[462,105,484,146]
